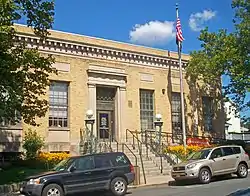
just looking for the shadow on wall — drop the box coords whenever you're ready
[0,127,22,162]
[166,62,225,139]
[167,64,189,139]
[185,72,225,139]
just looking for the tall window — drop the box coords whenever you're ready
[171,92,182,135]
[140,89,154,130]
[49,82,69,128]
[202,96,213,132]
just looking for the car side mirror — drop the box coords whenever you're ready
[69,166,76,172]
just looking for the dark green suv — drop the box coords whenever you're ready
[20,152,135,196]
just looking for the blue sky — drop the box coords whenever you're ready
[53,0,234,54]
[52,0,249,118]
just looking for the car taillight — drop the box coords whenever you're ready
[130,164,134,173]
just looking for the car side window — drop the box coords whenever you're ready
[210,148,223,159]
[232,147,241,154]
[110,153,129,167]
[222,147,234,156]
[74,156,94,171]
[94,155,112,168]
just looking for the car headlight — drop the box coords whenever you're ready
[186,163,197,169]
[27,178,40,185]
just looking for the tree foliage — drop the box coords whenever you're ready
[0,0,56,126]
[23,128,44,159]
[186,0,250,121]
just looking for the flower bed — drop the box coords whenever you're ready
[37,152,70,168]
[165,145,211,161]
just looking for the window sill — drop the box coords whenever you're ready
[0,126,22,130]
[49,127,70,131]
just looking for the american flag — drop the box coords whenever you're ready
[176,17,184,44]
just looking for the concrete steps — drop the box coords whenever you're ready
[98,140,173,185]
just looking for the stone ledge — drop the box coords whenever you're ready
[0,182,23,194]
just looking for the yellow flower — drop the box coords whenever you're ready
[37,152,70,165]
[165,144,210,160]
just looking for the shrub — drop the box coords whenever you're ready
[22,129,44,160]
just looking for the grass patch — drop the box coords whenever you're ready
[0,167,46,185]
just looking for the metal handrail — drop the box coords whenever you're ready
[122,143,138,166]
[141,129,223,145]
[126,129,164,173]
[102,129,119,152]
[135,131,146,184]
[141,130,182,165]
[101,129,138,169]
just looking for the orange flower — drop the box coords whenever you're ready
[37,152,70,165]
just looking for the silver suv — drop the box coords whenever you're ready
[171,145,250,184]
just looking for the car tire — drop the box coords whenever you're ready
[237,163,248,178]
[174,179,185,186]
[110,177,127,196]
[42,183,64,196]
[199,168,211,184]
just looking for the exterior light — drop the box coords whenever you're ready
[86,109,94,119]
[155,114,162,121]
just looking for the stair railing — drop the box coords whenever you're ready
[135,131,146,184]
[101,129,119,152]
[101,129,139,170]
[126,129,165,173]
[121,143,138,167]
[142,130,182,165]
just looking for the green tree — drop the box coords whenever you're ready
[23,128,44,159]
[186,0,250,121]
[0,0,56,126]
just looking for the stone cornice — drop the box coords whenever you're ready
[15,32,188,70]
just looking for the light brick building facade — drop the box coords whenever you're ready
[0,24,225,154]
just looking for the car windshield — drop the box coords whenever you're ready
[52,158,73,171]
[187,149,212,160]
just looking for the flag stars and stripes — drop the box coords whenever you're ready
[176,18,184,43]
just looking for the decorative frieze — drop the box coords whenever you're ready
[15,34,188,70]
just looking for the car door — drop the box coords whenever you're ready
[232,147,242,169]
[221,147,238,172]
[209,148,225,175]
[64,156,95,194]
[92,154,114,189]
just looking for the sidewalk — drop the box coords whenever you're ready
[129,175,173,189]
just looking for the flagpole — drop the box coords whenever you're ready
[176,3,187,151]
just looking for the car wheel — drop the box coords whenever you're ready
[110,177,127,196]
[42,183,64,196]
[237,163,248,178]
[199,168,211,184]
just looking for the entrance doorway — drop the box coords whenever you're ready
[97,110,113,139]
[96,87,116,141]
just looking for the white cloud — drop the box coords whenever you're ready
[189,10,216,31]
[129,20,175,46]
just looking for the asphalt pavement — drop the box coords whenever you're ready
[8,175,250,196]
[131,175,250,196]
